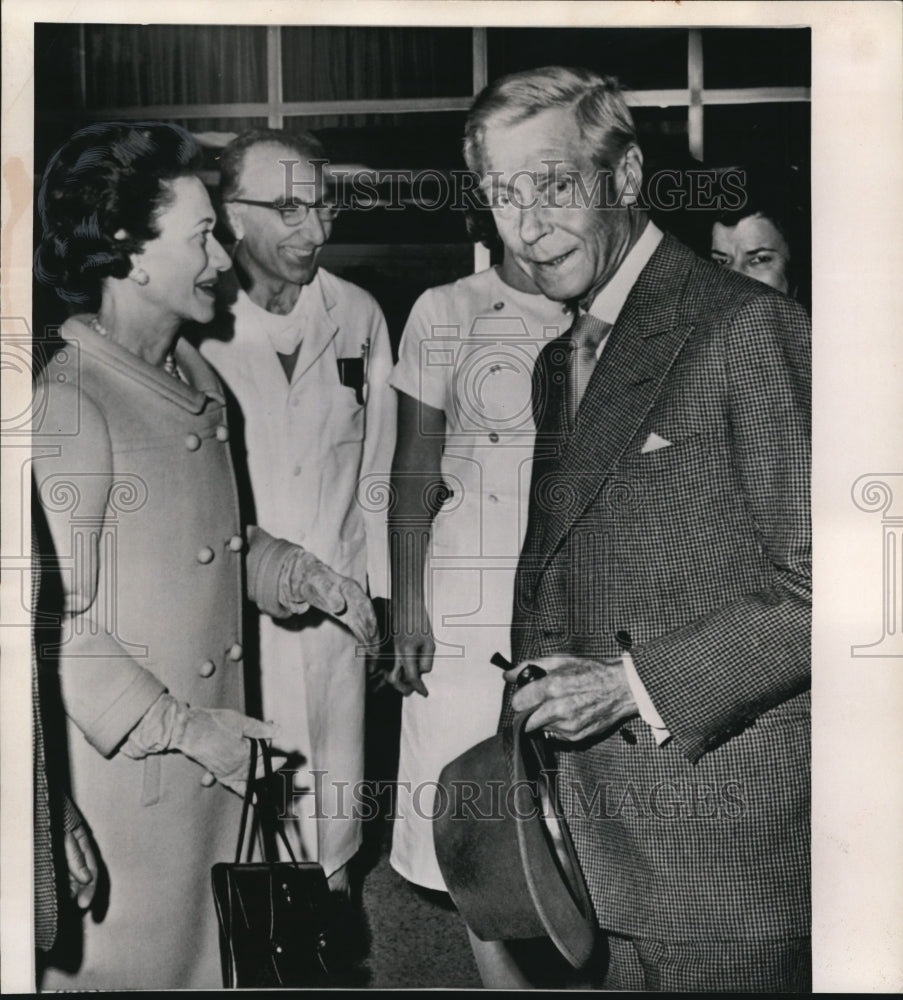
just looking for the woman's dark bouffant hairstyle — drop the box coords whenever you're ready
[34,121,203,305]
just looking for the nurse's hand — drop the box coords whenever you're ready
[390,599,434,697]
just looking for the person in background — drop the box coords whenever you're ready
[710,165,810,311]
[202,129,396,902]
[32,519,98,964]
[32,120,374,989]
[387,200,568,986]
[463,65,811,991]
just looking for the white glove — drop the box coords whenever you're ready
[120,693,281,796]
[278,547,379,647]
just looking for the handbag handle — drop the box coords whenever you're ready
[233,738,300,866]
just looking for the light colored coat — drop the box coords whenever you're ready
[33,317,286,989]
[200,268,396,874]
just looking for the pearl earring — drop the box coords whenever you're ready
[131,267,149,286]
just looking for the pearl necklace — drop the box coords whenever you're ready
[89,315,184,382]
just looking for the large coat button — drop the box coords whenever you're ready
[185,433,201,451]
[200,772,216,787]
[228,534,244,552]
[197,546,215,564]
[199,659,216,678]
[228,643,243,661]
[216,425,230,442]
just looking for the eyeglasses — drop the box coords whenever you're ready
[225,198,339,226]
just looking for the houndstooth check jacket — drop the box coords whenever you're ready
[509,233,811,943]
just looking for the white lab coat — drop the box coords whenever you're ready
[387,266,569,890]
[201,268,396,875]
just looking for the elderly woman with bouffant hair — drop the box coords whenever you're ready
[32,120,377,990]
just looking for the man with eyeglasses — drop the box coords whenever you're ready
[200,129,396,919]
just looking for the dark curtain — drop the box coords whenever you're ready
[82,24,268,133]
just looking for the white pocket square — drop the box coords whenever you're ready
[641,432,673,454]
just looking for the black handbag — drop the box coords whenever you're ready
[211,739,331,988]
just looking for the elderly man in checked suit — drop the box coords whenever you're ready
[460,67,811,991]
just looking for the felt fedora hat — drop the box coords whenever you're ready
[432,703,596,969]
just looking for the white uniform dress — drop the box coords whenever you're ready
[201,268,396,876]
[388,266,568,890]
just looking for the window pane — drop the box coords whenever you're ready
[703,103,810,171]
[35,24,85,112]
[703,29,811,89]
[488,28,689,91]
[286,112,467,169]
[82,25,268,108]
[300,114,470,246]
[633,107,689,163]
[282,27,473,102]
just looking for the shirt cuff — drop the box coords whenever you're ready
[623,651,672,746]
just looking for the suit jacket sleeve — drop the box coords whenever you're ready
[631,293,811,763]
[359,300,397,599]
[32,383,166,758]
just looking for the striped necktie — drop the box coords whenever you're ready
[569,312,613,420]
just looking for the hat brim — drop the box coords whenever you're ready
[433,710,596,969]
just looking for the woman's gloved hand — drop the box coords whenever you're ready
[278,548,379,647]
[120,693,283,795]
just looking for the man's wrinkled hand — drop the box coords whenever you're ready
[504,654,638,742]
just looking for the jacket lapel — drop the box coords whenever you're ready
[536,235,697,568]
[291,272,339,384]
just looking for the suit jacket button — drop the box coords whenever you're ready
[185,433,201,451]
[228,534,244,552]
[216,425,230,442]
[197,546,215,564]
[199,659,216,678]
[228,643,243,661]
[615,630,633,651]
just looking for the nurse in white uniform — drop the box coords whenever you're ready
[387,246,568,892]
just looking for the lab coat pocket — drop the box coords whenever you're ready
[328,382,365,444]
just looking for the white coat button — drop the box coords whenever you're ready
[228,534,244,552]
[197,546,215,564]
[488,494,499,504]
[488,432,500,443]
[200,771,216,787]
[199,659,216,678]
[228,643,243,661]
[185,433,201,451]
[216,425,230,442]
